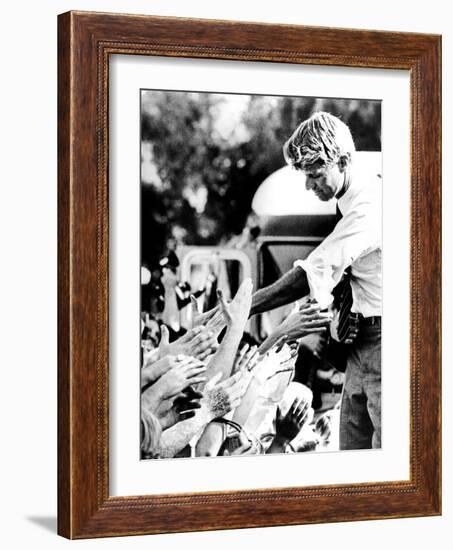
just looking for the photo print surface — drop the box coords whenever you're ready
[139,89,382,460]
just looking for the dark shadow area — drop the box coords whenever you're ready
[26,516,57,534]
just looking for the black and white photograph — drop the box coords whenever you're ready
[139,89,382,460]
[0,0,446,545]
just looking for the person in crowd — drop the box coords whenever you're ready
[140,275,334,458]
[141,371,248,458]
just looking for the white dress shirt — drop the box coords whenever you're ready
[294,164,382,317]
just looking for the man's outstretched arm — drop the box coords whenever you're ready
[250,266,309,316]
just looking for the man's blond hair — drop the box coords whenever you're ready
[283,111,356,170]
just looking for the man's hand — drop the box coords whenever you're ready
[278,302,332,343]
[158,325,218,361]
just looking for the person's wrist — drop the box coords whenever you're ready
[144,347,159,367]
[154,377,173,400]
[141,369,157,387]
[159,411,173,431]
[163,341,177,356]
[142,389,161,411]
[197,403,214,424]
[155,364,170,380]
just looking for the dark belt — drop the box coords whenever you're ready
[355,314,381,326]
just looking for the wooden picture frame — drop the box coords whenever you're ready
[58,10,441,539]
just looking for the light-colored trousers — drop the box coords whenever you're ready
[339,323,381,450]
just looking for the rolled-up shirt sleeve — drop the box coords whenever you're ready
[294,200,381,309]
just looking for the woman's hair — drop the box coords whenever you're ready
[140,408,162,459]
[283,111,356,170]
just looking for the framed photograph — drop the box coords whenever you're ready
[58,11,441,539]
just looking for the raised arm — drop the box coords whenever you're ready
[160,268,180,332]
[206,279,253,381]
[267,397,311,454]
[157,371,247,458]
[157,407,213,458]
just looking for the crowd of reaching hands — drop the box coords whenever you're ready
[141,268,335,459]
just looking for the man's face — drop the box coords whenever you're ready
[302,160,344,201]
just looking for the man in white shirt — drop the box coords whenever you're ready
[250,111,382,450]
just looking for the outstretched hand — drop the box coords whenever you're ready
[275,396,311,442]
[141,354,180,388]
[232,344,260,374]
[189,279,253,339]
[189,295,219,328]
[278,302,332,343]
[161,357,207,398]
[141,356,207,412]
[203,371,248,419]
[158,325,218,361]
[217,278,253,330]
